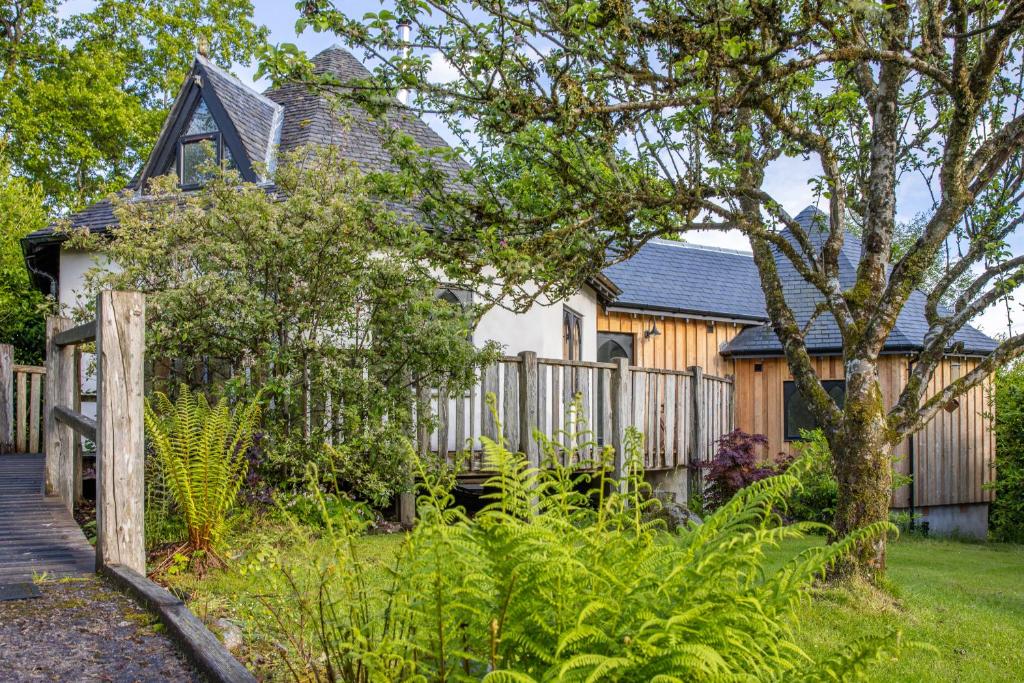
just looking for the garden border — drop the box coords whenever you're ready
[102,564,255,683]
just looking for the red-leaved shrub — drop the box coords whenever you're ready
[703,429,779,510]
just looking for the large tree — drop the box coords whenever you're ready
[275,0,1024,578]
[0,0,267,360]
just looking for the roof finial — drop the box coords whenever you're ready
[197,35,210,59]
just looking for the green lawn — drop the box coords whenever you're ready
[780,536,1024,682]
[168,523,1024,681]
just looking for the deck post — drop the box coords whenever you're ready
[518,351,540,468]
[95,291,146,574]
[0,344,12,448]
[609,357,631,489]
[400,382,430,527]
[688,365,705,502]
[44,316,74,507]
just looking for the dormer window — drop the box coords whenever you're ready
[177,99,234,188]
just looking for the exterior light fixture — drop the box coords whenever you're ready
[644,320,661,339]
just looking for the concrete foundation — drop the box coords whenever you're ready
[645,467,690,505]
[896,502,989,540]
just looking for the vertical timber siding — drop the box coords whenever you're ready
[732,355,994,508]
[597,310,744,377]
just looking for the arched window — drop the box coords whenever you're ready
[437,289,462,306]
[563,307,584,360]
[597,332,634,363]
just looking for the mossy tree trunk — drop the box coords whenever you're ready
[828,361,894,578]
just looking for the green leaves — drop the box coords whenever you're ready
[262,420,901,681]
[0,0,267,213]
[143,385,260,565]
[91,148,496,499]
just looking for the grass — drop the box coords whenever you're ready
[778,535,1024,682]
[164,516,1024,681]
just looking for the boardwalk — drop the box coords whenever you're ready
[0,454,94,583]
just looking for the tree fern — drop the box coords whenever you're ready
[144,385,260,571]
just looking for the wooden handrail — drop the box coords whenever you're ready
[44,291,146,575]
[54,321,97,347]
[12,364,46,375]
[53,405,97,441]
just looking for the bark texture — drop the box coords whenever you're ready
[829,359,893,578]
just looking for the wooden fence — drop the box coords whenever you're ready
[416,353,735,474]
[44,291,146,574]
[0,345,46,454]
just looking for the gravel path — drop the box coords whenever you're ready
[0,576,201,682]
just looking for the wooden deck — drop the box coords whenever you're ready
[0,454,94,583]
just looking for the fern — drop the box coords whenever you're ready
[144,385,260,571]
[258,409,906,682]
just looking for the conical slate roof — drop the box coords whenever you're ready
[264,47,468,184]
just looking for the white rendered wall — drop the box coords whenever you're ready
[58,249,120,418]
[473,286,598,361]
[58,249,119,314]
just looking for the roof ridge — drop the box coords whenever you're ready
[648,237,753,257]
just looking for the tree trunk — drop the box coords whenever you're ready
[829,359,893,581]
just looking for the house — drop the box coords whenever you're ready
[600,213,997,538]
[20,47,998,537]
[20,47,618,363]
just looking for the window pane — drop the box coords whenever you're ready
[597,332,633,363]
[180,139,217,186]
[187,99,218,135]
[784,379,845,440]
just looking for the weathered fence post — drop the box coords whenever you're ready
[0,344,12,448]
[688,365,705,502]
[95,291,146,574]
[44,316,74,505]
[518,351,540,468]
[610,356,631,489]
[400,382,431,527]
[73,349,83,501]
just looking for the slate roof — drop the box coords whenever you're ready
[603,240,767,321]
[720,206,998,356]
[264,47,468,184]
[23,47,466,245]
[197,55,282,171]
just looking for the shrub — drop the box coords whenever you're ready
[78,149,497,502]
[990,361,1024,543]
[249,429,902,681]
[702,428,775,510]
[144,385,261,571]
[785,429,839,525]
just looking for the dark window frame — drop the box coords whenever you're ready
[563,306,584,361]
[139,61,258,191]
[783,379,845,441]
[177,131,224,190]
[597,331,634,364]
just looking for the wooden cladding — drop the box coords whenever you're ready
[0,344,46,454]
[733,355,994,508]
[597,309,745,377]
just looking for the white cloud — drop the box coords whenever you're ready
[428,51,460,84]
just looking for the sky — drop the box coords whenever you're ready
[59,0,1024,337]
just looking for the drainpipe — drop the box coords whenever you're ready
[907,358,916,529]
